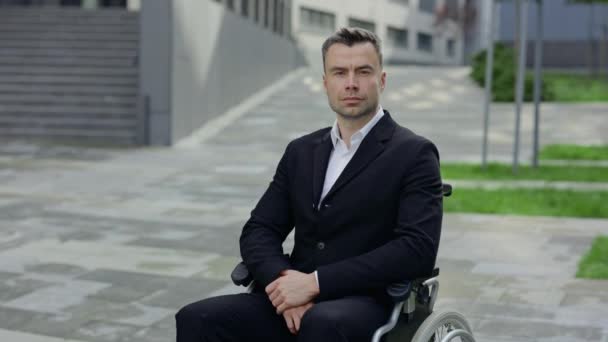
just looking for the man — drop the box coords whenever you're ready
[176,27,443,342]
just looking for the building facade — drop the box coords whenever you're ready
[291,0,464,69]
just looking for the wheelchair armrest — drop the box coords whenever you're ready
[231,261,253,287]
[385,268,439,303]
[386,281,413,303]
[442,183,452,197]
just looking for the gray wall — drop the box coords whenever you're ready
[497,0,608,68]
[139,0,304,145]
[498,0,608,41]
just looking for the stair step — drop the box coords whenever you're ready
[0,83,136,96]
[0,114,136,128]
[0,47,137,59]
[2,74,137,86]
[0,93,136,107]
[0,31,138,41]
[0,55,136,67]
[0,17,138,26]
[0,65,137,77]
[0,126,137,144]
[0,25,138,34]
[0,7,138,21]
[0,39,137,50]
[0,103,136,116]
[0,7,140,145]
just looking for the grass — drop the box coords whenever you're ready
[444,188,608,218]
[539,144,608,161]
[441,163,608,182]
[543,72,608,102]
[577,236,608,279]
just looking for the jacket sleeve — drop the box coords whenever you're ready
[239,142,295,289]
[316,139,443,300]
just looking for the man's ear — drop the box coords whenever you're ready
[323,74,327,91]
[380,71,387,91]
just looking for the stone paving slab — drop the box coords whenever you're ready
[0,328,86,342]
[0,66,607,341]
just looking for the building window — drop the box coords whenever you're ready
[387,26,408,49]
[417,32,433,52]
[226,0,235,11]
[285,1,292,38]
[264,0,269,28]
[389,0,409,5]
[254,0,259,22]
[60,0,82,5]
[99,0,125,7]
[241,0,249,17]
[273,0,279,33]
[348,18,375,33]
[300,7,335,34]
[447,39,455,57]
[419,0,435,14]
[277,0,284,34]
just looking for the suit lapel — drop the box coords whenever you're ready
[312,131,333,207]
[322,111,396,203]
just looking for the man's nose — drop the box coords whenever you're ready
[345,73,358,90]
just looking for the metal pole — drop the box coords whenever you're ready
[482,0,496,170]
[532,0,543,168]
[513,0,528,174]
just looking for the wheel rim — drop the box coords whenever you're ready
[428,318,470,342]
[430,321,454,341]
[411,311,474,342]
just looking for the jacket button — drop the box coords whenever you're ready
[317,242,325,250]
[323,203,331,208]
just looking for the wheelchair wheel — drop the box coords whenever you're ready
[410,310,475,342]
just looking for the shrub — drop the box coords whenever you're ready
[470,43,552,102]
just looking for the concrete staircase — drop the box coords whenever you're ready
[0,6,141,145]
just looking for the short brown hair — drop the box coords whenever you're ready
[321,27,383,71]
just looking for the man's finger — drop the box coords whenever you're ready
[283,313,295,334]
[276,302,288,314]
[268,288,279,302]
[272,295,284,309]
[265,280,278,295]
[294,312,301,332]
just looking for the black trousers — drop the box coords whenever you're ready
[175,291,390,342]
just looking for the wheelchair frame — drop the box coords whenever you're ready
[230,183,477,342]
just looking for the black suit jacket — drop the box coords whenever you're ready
[240,110,443,301]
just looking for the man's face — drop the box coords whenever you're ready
[323,42,386,121]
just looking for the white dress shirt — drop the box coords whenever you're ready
[313,105,385,288]
[319,106,385,205]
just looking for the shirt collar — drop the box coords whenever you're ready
[330,106,385,149]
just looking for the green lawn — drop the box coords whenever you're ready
[441,163,608,182]
[577,236,608,279]
[543,72,608,102]
[539,144,608,161]
[444,188,608,218]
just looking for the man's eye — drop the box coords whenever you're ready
[359,69,371,75]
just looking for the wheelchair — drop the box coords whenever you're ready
[230,183,476,342]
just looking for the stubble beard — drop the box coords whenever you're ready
[330,99,378,122]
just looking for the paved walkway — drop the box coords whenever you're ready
[0,66,607,341]
[446,179,608,191]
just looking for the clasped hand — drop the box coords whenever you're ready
[265,270,319,334]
